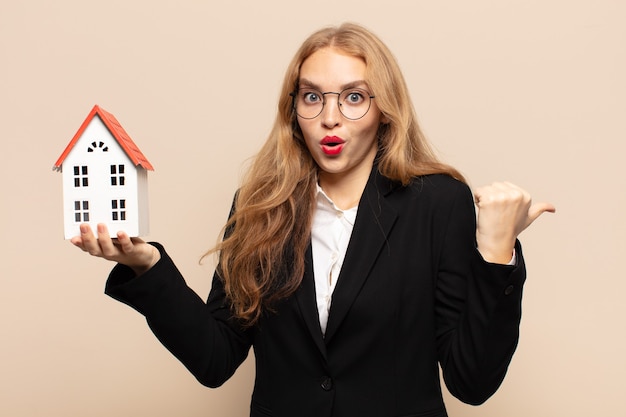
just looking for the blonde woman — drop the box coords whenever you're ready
[73,23,554,417]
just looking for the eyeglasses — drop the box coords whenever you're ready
[290,87,375,120]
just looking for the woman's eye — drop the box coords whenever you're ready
[345,91,364,104]
[303,91,321,104]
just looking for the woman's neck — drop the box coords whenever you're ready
[318,165,373,210]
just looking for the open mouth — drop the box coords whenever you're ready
[320,136,345,155]
[321,135,344,144]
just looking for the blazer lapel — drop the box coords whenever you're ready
[324,169,399,344]
[295,243,328,358]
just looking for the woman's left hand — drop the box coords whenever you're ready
[474,182,555,264]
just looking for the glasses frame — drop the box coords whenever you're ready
[290,87,376,121]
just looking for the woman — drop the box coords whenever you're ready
[72,23,554,417]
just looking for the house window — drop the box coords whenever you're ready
[87,141,109,152]
[110,164,125,186]
[111,199,126,221]
[73,166,89,187]
[74,200,90,222]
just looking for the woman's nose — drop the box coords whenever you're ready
[320,93,342,128]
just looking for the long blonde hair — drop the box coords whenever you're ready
[207,23,465,326]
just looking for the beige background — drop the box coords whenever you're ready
[1,0,624,416]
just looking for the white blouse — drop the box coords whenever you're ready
[311,185,358,336]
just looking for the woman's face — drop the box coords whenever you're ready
[296,47,385,187]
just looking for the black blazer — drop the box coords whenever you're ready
[106,170,526,417]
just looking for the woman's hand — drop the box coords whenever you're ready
[474,182,555,264]
[70,223,161,275]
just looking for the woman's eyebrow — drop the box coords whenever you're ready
[297,78,320,89]
[298,78,369,91]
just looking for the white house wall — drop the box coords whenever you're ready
[136,167,150,235]
[61,115,148,239]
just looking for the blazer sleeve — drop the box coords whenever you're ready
[104,242,253,388]
[434,182,526,405]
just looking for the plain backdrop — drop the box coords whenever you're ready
[1,0,624,416]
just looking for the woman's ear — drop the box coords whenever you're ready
[380,113,390,124]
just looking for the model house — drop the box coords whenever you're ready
[53,104,154,239]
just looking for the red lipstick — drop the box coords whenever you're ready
[320,136,345,155]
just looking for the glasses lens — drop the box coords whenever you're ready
[295,89,324,119]
[338,88,372,120]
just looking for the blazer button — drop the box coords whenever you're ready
[321,377,333,391]
[504,285,515,295]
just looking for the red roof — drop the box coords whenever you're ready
[53,104,154,171]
